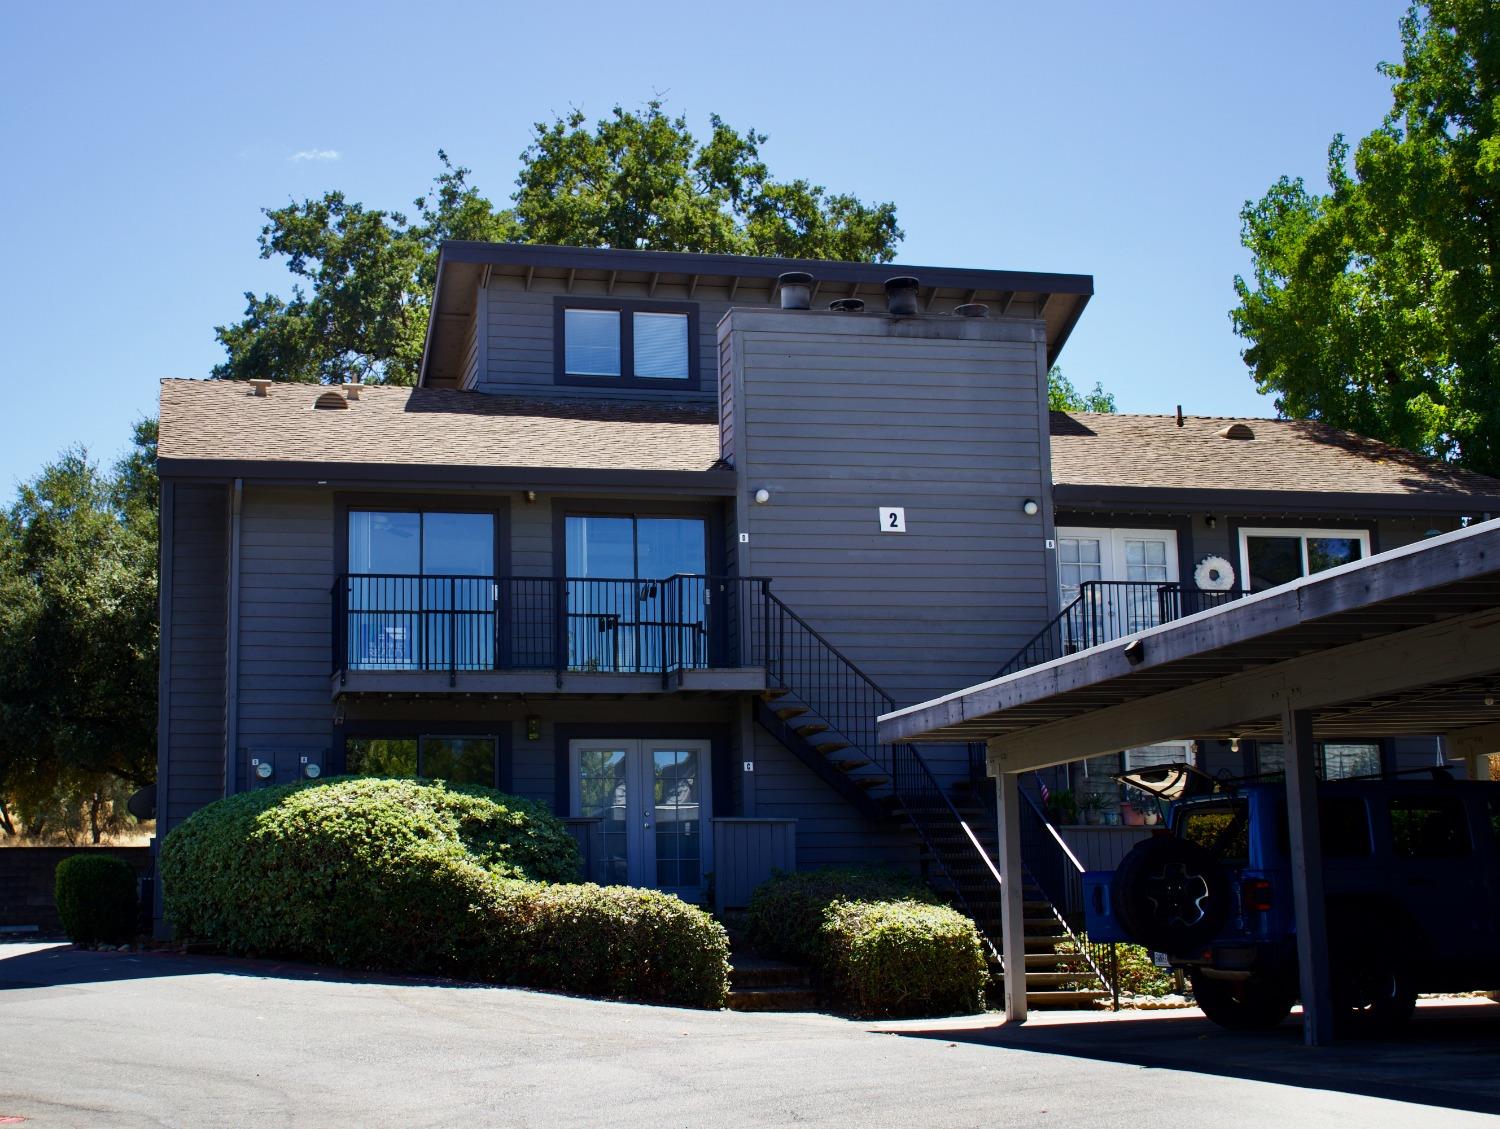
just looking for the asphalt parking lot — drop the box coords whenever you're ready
[2,942,1497,1128]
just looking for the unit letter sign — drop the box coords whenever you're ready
[880,507,906,533]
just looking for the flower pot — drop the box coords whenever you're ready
[1103,809,1122,827]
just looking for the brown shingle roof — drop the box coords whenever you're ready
[1050,412,1500,503]
[157,380,721,474]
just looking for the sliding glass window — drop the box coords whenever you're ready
[346,510,495,670]
[345,734,497,787]
[563,515,707,673]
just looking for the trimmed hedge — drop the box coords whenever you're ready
[55,854,139,945]
[160,777,728,1008]
[746,868,987,1018]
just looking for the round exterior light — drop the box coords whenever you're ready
[254,761,273,780]
[1022,499,1039,516]
[304,763,322,779]
[754,488,771,505]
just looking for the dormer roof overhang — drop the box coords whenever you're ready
[419,242,1094,388]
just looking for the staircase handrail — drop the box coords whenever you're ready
[1018,788,1119,1004]
[760,588,894,703]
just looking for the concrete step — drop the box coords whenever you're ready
[729,956,809,992]
[1026,989,1108,1010]
[727,986,821,1012]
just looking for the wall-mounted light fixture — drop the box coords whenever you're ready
[526,715,541,741]
[1205,514,1216,529]
[754,488,771,505]
[1022,499,1039,516]
[524,490,538,504]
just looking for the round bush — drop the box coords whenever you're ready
[822,899,987,1018]
[55,854,139,945]
[160,777,729,1007]
[745,867,941,964]
[746,868,985,1018]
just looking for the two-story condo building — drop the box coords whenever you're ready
[155,242,1500,1000]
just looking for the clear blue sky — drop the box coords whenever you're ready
[0,0,1410,490]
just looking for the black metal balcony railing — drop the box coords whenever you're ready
[333,574,773,688]
[995,580,1247,679]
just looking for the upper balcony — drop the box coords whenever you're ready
[997,580,1249,678]
[331,574,771,698]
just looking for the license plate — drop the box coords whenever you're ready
[1151,951,1172,969]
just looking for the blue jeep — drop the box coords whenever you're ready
[1085,770,1500,1032]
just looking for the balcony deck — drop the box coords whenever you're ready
[331,666,767,699]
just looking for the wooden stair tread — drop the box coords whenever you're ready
[795,723,829,737]
[775,706,809,721]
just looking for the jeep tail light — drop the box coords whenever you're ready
[1242,878,1273,913]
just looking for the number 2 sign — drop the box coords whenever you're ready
[879,507,906,533]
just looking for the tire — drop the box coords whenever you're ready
[1190,969,1297,1031]
[1328,911,1418,1037]
[1111,836,1231,953]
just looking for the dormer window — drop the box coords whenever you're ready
[555,297,698,388]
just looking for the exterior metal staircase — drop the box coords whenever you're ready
[753,588,1117,1008]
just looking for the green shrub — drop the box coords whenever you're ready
[1055,937,1177,998]
[55,854,138,945]
[745,867,941,964]
[160,777,728,1007]
[478,881,730,1009]
[746,868,986,1018]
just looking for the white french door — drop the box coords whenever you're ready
[568,738,710,899]
[1056,527,1179,641]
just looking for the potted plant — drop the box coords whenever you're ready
[1047,789,1078,825]
[1078,793,1105,826]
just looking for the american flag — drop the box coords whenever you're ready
[1035,772,1050,806]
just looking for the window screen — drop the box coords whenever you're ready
[564,309,621,376]
[633,312,689,379]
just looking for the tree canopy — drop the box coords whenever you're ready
[0,422,158,840]
[214,102,903,386]
[1232,1,1500,476]
[1047,366,1117,413]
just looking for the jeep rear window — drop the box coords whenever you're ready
[1389,796,1470,859]
[1178,802,1248,863]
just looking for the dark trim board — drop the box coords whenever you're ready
[160,462,738,494]
[1054,484,1500,517]
[551,723,733,820]
[440,241,1096,297]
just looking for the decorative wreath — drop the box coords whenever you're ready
[1194,555,1236,591]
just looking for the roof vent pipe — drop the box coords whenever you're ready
[249,379,272,398]
[777,271,814,310]
[954,303,989,318]
[343,382,363,402]
[884,276,920,317]
[828,298,865,313]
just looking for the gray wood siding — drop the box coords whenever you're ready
[712,818,796,910]
[752,726,920,870]
[723,310,1056,783]
[164,483,229,831]
[235,487,334,781]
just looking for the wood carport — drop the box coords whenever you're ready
[879,519,1500,1045]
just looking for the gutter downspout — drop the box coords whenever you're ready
[224,478,242,796]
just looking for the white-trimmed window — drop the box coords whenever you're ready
[1237,527,1370,592]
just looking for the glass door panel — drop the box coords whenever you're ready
[575,744,631,885]
[570,739,710,896]
[650,745,702,893]
[564,515,708,672]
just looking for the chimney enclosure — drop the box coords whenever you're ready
[884,276,921,316]
[777,271,814,310]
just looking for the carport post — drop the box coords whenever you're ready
[1283,705,1334,1046]
[995,766,1027,1023]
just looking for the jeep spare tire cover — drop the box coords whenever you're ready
[1111,836,1231,953]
